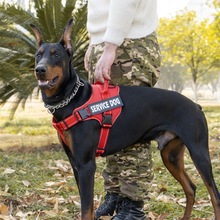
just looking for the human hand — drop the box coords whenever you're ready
[94,42,117,83]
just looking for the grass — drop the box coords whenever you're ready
[0,104,219,219]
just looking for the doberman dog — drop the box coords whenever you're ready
[30,19,220,220]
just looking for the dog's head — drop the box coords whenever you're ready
[30,19,74,98]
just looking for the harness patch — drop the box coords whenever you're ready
[88,95,123,115]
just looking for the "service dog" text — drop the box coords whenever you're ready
[88,96,123,115]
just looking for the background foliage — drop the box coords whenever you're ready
[157,7,220,101]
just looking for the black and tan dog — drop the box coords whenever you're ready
[30,19,220,220]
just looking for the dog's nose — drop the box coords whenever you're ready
[35,65,47,78]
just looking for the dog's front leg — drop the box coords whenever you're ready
[71,123,99,220]
[58,134,81,191]
[78,159,96,220]
[60,130,97,219]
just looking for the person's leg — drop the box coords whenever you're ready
[111,32,161,87]
[111,144,153,220]
[116,143,153,201]
[95,155,122,218]
[109,33,161,219]
[89,46,122,219]
[89,33,161,219]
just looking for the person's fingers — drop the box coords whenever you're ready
[84,58,89,71]
[95,65,111,83]
[95,69,106,83]
[93,43,116,83]
[103,71,111,81]
[84,46,92,71]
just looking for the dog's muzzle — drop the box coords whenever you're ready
[35,65,59,89]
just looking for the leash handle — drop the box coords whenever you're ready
[94,80,110,99]
[102,80,110,99]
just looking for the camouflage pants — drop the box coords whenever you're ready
[88,32,161,201]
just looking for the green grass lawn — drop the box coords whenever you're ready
[0,105,219,219]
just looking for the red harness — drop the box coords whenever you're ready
[52,81,123,156]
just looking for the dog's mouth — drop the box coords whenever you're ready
[38,76,59,89]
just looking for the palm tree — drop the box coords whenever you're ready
[0,0,89,118]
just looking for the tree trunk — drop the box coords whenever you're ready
[192,80,198,103]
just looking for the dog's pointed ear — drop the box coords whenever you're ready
[59,18,74,56]
[30,24,44,47]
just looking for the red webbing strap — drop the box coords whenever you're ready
[52,119,66,145]
[52,111,83,146]
[96,80,112,157]
[52,80,122,157]
[102,80,110,99]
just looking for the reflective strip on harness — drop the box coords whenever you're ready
[52,82,123,157]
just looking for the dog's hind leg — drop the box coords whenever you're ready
[160,138,196,220]
[188,139,220,219]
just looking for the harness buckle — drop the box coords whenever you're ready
[102,113,112,128]
[78,108,90,120]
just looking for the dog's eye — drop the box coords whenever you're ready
[36,53,41,58]
[51,53,59,58]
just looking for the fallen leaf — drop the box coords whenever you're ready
[44,180,66,187]
[73,201,81,208]
[68,196,81,208]
[40,188,57,193]
[148,211,158,219]
[177,197,186,207]
[195,199,211,205]
[55,160,69,172]
[19,170,26,175]
[60,208,69,214]
[53,198,59,213]
[2,168,16,175]
[0,204,9,215]
[43,210,58,217]
[49,160,71,173]
[0,214,11,220]
[16,210,35,218]
[0,191,11,197]
[4,185,9,193]
[22,180,31,187]
[156,194,176,203]
[44,197,65,205]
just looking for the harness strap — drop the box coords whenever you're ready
[52,81,123,157]
[96,80,112,156]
